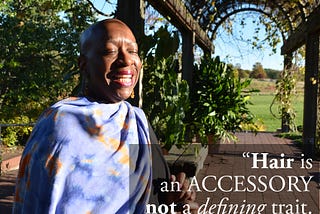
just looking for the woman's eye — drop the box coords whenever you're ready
[128,49,138,55]
[103,49,117,55]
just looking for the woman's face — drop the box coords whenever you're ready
[80,20,142,103]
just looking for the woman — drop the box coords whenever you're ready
[13,19,197,213]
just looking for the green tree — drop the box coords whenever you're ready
[0,0,97,146]
[250,62,267,79]
[238,69,250,78]
[234,64,250,78]
[265,68,280,79]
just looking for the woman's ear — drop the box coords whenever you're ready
[78,54,89,96]
[78,54,87,76]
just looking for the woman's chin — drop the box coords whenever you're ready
[115,89,133,101]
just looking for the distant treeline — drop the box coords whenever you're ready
[231,62,304,80]
[238,68,281,79]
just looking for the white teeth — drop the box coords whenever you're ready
[115,75,132,78]
[114,74,132,83]
[119,78,131,83]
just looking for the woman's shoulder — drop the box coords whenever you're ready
[36,97,91,124]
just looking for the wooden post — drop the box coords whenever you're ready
[303,33,319,158]
[281,54,293,132]
[182,30,195,91]
[116,0,145,107]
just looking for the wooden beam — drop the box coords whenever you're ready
[302,33,319,158]
[281,5,320,55]
[182,30,195,89]
[147,0,213,53]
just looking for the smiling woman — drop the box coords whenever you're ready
[78,19,141,103]
[12,19,150,214]
[13,18,198,214]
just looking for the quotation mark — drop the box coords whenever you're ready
[242,152,250,158]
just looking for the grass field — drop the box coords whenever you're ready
[247,79,304,132]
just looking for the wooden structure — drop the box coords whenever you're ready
[115,0,320,157]
[147,0,213,90]
[281,6,320,157]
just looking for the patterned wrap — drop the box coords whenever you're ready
[13,97,152,214]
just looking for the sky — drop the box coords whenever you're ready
[213,12,284,71]
[92,0,284,71]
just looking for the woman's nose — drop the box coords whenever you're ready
[117,50,133,65]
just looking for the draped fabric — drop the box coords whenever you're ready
[13,97,152,214]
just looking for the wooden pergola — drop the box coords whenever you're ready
[281,5,320,157]
[115,0,320,157]
[116,0,214,103]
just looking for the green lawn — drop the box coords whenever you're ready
[248,94,304,132]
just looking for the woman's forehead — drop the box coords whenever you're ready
[81,19,137,53]
[102,22,135,40]
[104,38,138,47]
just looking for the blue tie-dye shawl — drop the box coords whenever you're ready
[13,97,152,214]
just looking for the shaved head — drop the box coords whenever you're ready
[80,19,131,56]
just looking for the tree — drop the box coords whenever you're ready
[265,68,280,79]
[0,0,97,146]
[238,69,250,78]
[250,62,267,79]
[0,0,97,117]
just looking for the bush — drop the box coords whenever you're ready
[143,57,189,151]
[189,56,258,144]
[0,0,96,147]
[1,116,33,147]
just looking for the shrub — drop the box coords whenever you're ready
[143,56,189,151]
[1,116,33,147]
[189,55,258,144]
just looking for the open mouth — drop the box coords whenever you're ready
[110,71,134,87]
[116,74,132,84]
